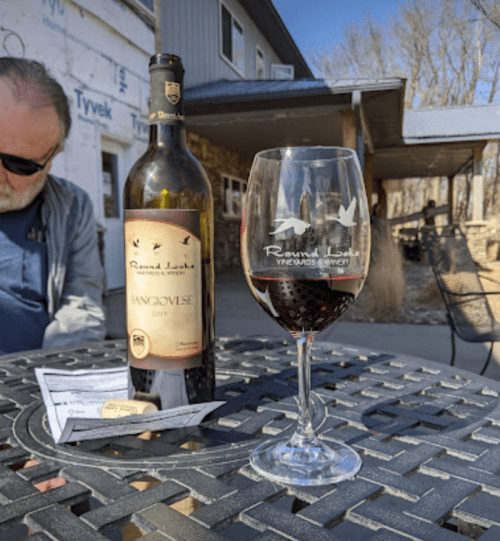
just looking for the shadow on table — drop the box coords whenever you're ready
[213,338,499,452]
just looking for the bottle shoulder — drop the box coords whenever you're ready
[128,145,209,183]
[124,144,213,209]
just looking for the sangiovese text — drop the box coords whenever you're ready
[130,295,194,306]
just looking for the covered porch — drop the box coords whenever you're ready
[185,78,500,235]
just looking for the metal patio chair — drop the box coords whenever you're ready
[421,225,500,375]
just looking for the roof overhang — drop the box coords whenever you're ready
[374,106,500,179]
[185,80,500,181]
[374,140,488,180]
[185,78,406,165]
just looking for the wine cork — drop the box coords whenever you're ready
[100,399,158,418]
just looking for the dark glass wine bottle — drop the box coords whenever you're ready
[123,54,214,410]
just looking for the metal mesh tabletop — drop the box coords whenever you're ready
[1,337,500,540]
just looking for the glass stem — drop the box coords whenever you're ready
[291,332,317,446]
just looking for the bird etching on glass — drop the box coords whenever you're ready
[327,197,357,227]
[270,218,311,236]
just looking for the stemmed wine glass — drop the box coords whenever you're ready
[241,147,370,486]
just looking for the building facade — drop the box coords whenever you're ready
[159,0,291,86]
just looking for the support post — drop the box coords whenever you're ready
[471,146,484,221]
[364,152,374,212]
[447,175,454,224]
[351,91,364,172]
[342,109,356,151]
[343,92,372,207]
[376,179,388,218]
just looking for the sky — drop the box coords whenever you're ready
[272,0,401,64]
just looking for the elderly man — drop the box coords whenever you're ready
[0,57,106,352]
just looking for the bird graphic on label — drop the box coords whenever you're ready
[270,218,311,236]
[327,197,357,227]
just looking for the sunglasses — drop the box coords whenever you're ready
[0,144,59,176]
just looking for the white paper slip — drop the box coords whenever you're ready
[34,366,224,444]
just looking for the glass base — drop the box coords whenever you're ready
[250,437,362,486]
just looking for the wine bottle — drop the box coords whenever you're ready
[123,54,214,410]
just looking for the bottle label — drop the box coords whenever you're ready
[124,209,202,370]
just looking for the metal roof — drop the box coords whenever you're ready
[403,104,500,142]
[185,78,406,102]
[370,104,500,180]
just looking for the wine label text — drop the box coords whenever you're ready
[263,245,360,267]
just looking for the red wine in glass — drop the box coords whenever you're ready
[250,274,365,334]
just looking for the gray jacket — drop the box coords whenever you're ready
[41,175,106,347]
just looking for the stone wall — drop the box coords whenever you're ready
[187,131,252,270]
[464,221,488,262]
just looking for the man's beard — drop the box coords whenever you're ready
[0,175,46,212]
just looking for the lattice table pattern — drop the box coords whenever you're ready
[0,337,500,540]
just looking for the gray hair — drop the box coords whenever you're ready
[0,57,71,141]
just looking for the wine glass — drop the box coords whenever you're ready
[241,146,370,486]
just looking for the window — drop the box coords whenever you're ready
[102,151,119,218]
[256,46,265,80]
[223,175,247,218]
[271,64,295,80]
[221,3,245,75]
[129,0,155,18]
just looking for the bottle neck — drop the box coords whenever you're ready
[148,65,186,149]
[149,123,187,149]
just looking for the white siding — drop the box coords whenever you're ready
[159,0,283,88]
[72,0,154,54]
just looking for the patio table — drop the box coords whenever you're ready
[1,336,500,540]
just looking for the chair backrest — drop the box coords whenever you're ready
[421,225,495,341]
